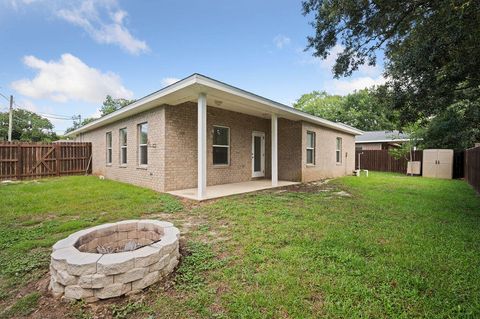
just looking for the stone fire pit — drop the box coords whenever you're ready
[49,220,180,302]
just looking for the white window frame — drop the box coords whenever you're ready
[119,128,127,165]
[106,131,112,165]
[306,131,316,165]
[138,122,148,167]
[212,125,230,166]
[336,137,343,164]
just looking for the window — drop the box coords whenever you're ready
[336,137,342,163]
[212,126,229,165]
[106,132,112,164]
[306,131,315,165]
[138,123,148,166]
[120,128,127,165]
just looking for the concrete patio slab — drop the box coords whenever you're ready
[167,179,299,200]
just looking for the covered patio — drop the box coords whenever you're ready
[168,179,299,201]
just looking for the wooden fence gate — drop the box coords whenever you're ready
[0,142,92,180]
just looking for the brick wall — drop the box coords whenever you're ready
[77,102,356,192]
[278,118,302,181]
[301,122,356,182]
[78,107,166,192]
[164,102,272,191]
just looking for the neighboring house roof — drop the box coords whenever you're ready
[66,74,363,136]
[355,130,410,144]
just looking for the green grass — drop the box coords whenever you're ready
[0,173,479,318]
[0,292,40,318]
[0,176,183,297]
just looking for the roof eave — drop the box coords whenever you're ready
[66,73,363,137]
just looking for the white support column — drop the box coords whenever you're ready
[271,113,278,186]
[197,93,207,200]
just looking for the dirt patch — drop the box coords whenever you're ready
[281,180,334,193]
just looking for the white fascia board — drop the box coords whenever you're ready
[355,139,410,143]
[65,76,197,136]
[66,73,363,137]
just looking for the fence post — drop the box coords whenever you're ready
[55,143,61,176]
[16,144,22,180]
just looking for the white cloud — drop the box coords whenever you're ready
[11,53,133,103]
[16,98,38,112]
[325,76,386,95]
[297,44,386,94]
[8,0,148,54]
[8,0,41,9]
[298,44,344,70]
[161,77,180,87]
[56,0,148,55]
[273,34,291,49]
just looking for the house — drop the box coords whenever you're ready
[67,74,362,200]
[355,130,409,151]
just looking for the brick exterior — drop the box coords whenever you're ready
[278,118,302,181]
[78,102,356,192]
[163,102,272,191]
[78,107,166,192]
[301,122,356,182]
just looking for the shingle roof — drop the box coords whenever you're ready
[355,130,410,143]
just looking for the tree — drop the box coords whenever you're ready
[100,95,135,116]
[0,109,57,142]
[420,98,480,150]
[293,88,398,131]
[389,123,423,162]
[302,0,480,147]
[64,117,96,134]
[64,96,135,133]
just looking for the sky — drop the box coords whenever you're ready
[0,0,385,133]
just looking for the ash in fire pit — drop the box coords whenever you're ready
[49,220,180,302]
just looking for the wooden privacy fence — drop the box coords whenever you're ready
[0,142,92,180]
[355,150,423,174]
[465,146,480,194]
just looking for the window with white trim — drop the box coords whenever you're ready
[106,132,112,164]
[336,137,342,163]
[138,123,148,166]
[213,126,230,165]
[120,128,127,165]
[306,131,315,165]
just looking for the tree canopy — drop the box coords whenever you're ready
[294,89,398,131]
[64,96,135,134]
[302,0,480,149]
[0,109,57,142]
[100,95,135,117]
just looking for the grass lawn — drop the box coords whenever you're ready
[0,173,479,318]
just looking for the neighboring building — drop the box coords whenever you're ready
[355,130,409,151]
[67,74,362,200]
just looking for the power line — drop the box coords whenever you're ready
[0,92,10,102]
[12,101,76,120]
[0,91,78,120]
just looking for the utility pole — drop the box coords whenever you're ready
[8,95,13,142]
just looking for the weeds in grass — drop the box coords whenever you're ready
[111,301,149,319]
[175,241,226,291]
[69,300,93,319]
[159,194,183,213]
[0,292,40,319]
